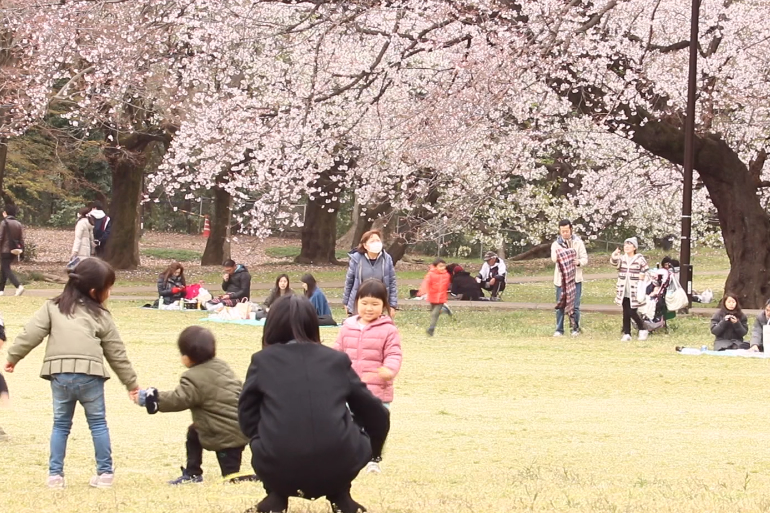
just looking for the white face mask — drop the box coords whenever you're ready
[367,241,383,254]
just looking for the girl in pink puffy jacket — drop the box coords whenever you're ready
[333,278,402,474]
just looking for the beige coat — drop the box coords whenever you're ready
[6,300,138,390]
[551,237,588,286]
[610,253,649,308]
[72,217,94,258]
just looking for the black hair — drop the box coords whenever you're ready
[355,278,389,306]
[432,258,446,266]
[262,294,321,348]
[54,258,116,318]
[300,273,317,298]
[177,326,216,364]
[4,204,17,217]
[222,259,236,268]
[92,200,104,210]
[273,273,292,295]
[558,219,572,228]
[719,293,743,318]
[79,207,95,225]
[661,256,681,269]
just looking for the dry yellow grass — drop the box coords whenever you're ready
[1,297,769,512]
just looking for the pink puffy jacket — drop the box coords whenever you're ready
[333,315,403,402]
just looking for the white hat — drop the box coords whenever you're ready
[624,237,638,249]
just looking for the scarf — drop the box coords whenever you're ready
[555,247,578,329]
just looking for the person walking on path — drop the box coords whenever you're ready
[72,207,95,262]
[0,204,24,296]
[90,201,111,258]
[611,237,649,342]
[343,230,398,317]
[551,219,587,336]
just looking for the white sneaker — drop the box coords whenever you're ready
[620,334,632,342]
[571,330,580,337]
[15,285,24,297]
[0,291,4,296]
[89,472,114,488]
[365,461,381,474]
[553,331,563,337]
[638,330,649,341]
[47,475,65,489]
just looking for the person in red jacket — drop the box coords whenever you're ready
[419,258,451,337]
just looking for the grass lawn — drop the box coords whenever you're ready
[1,296,769,512]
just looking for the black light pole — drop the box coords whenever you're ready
[680,0,700,302]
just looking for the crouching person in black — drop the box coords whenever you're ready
[239,294,390,513]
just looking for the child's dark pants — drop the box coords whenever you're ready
[185,425,244,477]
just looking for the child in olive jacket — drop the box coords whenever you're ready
[139,326,252,484]
[5,259,139,489]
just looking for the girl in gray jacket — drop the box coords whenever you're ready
[710,293,749,350]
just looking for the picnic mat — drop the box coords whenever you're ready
[677,347,770,358]
[201,317,341,327]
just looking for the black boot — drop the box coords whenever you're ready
[328,490,367,513]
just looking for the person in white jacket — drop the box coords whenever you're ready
[551,219,588,337]
[476,251,506,300]
[71,207,95,261]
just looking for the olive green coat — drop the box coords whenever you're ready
[7,300,138,390]
[158,357,248,450]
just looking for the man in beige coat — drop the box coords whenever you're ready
[551,219,588,337]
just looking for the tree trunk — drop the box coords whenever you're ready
[201,182,231,265]
[386,188,440,266]
[104,156,143,269]
[509,242,551,261]
[631,119,770,308]
[296,165,347,265]
[337,201,362,249]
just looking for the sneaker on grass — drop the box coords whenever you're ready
[168,467,203,485]
[89,472,114,489]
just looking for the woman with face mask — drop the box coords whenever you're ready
[342,230,398,317]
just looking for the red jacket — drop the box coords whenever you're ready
[333,315,403,402]
[418,266,450,304]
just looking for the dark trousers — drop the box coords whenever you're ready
[0,253,20,292]
[428,303,443,331]
[318,314,337,326]
[622,297,644,335]
[481,277,505,297]
[185,425,244,477]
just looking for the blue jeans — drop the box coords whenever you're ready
[555,282,582,333]
[50,373,112,476]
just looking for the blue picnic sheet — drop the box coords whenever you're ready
[200,317,340,327]
[678,347,770,358]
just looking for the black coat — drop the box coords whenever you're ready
[222,265,251,301]
[451,271,481,301]
[238,342,389,499]
[157,274,186,305]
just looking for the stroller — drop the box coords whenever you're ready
[640,267,676,333]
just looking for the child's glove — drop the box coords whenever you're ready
[142,387,159,414]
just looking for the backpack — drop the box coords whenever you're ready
[3,220,23,257]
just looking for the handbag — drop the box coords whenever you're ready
[665,278,689,311]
